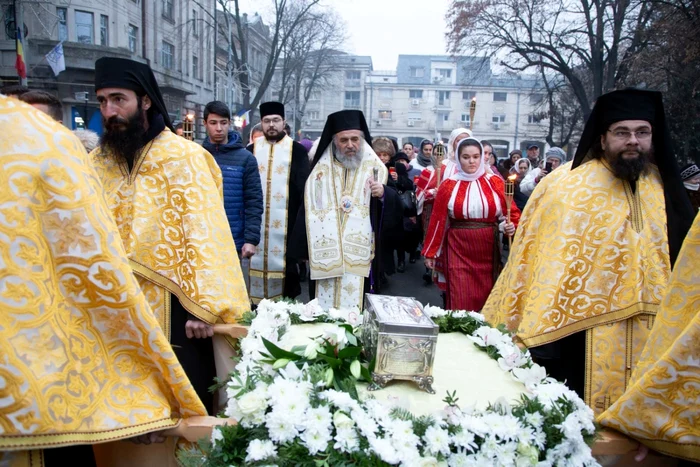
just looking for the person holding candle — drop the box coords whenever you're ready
[422,138,520,311]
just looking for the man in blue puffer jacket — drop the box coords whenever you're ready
[202,101,262,259]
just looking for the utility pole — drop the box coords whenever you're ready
[227,18,234,112]
[514,88,521,150]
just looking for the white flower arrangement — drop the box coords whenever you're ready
[192,299,599,467]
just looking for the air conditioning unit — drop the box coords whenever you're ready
[304,121,311,126]
[375,120,382,126]
[411,99,420,106]
[407,120,415,127]
[493,122,501,130]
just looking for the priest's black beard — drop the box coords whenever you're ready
[264,128,285,143]
[605,148,652,182]
[100,102,147,166]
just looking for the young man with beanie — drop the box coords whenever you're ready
[202,101,262,260]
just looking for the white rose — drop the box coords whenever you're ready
[333,411,355,430]
[237,391,268,415]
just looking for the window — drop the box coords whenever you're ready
[161,41,174,70]
[128,25,138,53]
[309,91,320,101]
[378,110,392,120]
[407,111,422,120]
[462,91,476,100]
[409,67,424,78]
[409,89,423,99]
[379,88,392,99]
[461,113,471,124]
[75,10,94,44]
[100,15,109,46]
[437,68,452,78]
[192,55,198,79]
[528,114,542,124]
[57,8,68,42]
[162,0,174,20]
[192,9,198,36]
[492,114,506,123]
[306,111,320,120]
[345,71,361,80]
[438,91,450,106]
[437,111,450,122]
[493,92,508,102]
[529,93,544,104]
[344,91,360,108]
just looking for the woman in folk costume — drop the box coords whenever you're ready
[422,138,521,311]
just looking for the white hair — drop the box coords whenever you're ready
[73,129,100,152]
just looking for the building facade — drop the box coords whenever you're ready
[214,11,274,116]
[1,0,215,138]
[299,54,550,158]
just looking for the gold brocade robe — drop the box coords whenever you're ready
[0,97,205,462]
[599,212,700,463]
[483,158,670,415]
[91,129,250,334]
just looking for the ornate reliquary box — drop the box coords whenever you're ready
[362,294,439,393]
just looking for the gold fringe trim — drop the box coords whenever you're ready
[0,418,180,451]
[637,438,700,463]
[520,301,660,348]
[128,260,219,325]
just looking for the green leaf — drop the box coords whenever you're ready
[260,337,302,361]
[317,353,342,368]
[337,346,362,359]
[346,330,358,347]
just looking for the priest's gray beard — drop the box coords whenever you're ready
[333,144,365,170]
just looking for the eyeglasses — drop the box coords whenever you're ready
[607,129,652,140]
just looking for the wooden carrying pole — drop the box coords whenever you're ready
[504,174,516,248]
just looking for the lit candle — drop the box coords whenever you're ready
[505,174,517,248]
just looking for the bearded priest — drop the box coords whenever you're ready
[289,110,404,310]
[247,101,310,303]
[483,89,694,417]
[90,57,250,414]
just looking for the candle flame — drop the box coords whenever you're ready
[471,97,477,103]
[508,174,517,182]
[186,113,194,121]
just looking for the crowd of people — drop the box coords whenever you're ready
[1,55,699,465]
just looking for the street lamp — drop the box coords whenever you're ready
[183,113,195,141]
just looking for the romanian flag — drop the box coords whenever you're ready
[15,26,27,80]
[238,109,250,129]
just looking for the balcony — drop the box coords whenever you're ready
[435,99,451,108]
[344,101,361,110]
[345,79,362,88]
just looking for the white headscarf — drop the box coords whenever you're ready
[513,157,532,175]
[447,128,473,161]
[452,137,485,182]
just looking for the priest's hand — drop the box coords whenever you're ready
[186,319,214,339]
[241,243,256,258]
[369,179,384,198]
[424,258,435,269]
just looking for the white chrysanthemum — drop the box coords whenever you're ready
[245,439,277,463]
[351,409,379,438]
[524,411,544,429]
[304,406,333,432]
[265,408,299,443]
[369,436,400,464]
[452,429,477,452]
[301,427,331,454]
[447,452,471,467]
[334,427,360,453]
[423,425,450,456]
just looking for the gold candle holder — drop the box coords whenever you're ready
[469,97,477,131]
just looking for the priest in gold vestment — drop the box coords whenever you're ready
[483,89,694,417]
[0,96,205,465]
[599,212,699,463]
[90,58,249,414]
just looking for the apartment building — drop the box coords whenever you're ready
[1,0,215,138]
[299,54,550,158]
[214,11,273,114]
[296,54,373,140]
